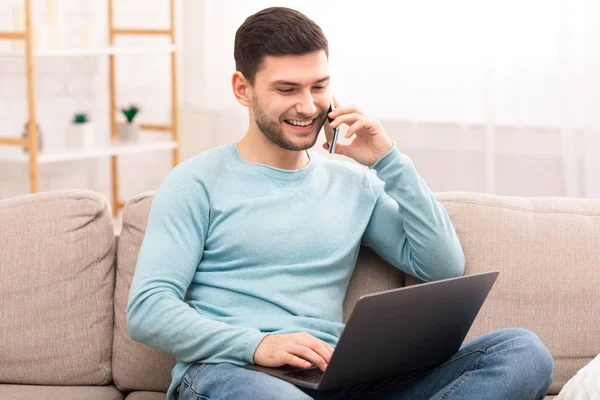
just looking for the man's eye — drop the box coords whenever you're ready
[313,86,326,91]
[278,88,294,94]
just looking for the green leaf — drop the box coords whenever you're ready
[121,104,141,123]
[73,113,89,124]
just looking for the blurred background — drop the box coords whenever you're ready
[1,0,599,215]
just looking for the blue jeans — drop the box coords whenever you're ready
[178,328,554,400]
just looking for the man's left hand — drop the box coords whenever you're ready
[324,97,393,167]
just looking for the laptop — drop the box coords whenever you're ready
[245,270,499,390]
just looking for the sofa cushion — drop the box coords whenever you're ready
[0,190,115,385]
[406,192,600,395]
[112,193,176,392]
[0,384,124,400]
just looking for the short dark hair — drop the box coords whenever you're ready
[234,7,329,85]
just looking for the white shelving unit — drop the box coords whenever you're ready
[0,135,177,164]
[0,45,176,57]
[0,0,180,216]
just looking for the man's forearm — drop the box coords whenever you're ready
[367,144,465,281]
[127,285,268,364]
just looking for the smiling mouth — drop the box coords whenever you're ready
[284,118,315,127]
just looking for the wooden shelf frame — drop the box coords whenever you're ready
[0,0,181,216]
[107,0,180,215]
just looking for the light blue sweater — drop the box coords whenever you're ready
[127,142,465,399]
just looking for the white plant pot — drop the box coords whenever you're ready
[66,123,95,149]
[118,122,139,143]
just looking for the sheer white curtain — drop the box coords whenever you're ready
[182,0,600,198]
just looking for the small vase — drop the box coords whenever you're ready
[118,122,139,143]
[22,122,43,153]
[66,123,95,149]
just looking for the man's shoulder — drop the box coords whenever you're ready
[314,152,384,198]
[168,144,235,180]
[179,144,234,171]
[156,144,236,199]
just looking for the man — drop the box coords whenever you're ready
[127,7,553,400]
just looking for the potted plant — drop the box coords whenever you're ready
[66,112,95,149]
[118,104,141,142]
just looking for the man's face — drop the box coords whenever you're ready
[249,51,330,151]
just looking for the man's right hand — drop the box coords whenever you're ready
[253,332,335,372]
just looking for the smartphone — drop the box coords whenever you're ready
[323,103,339,154]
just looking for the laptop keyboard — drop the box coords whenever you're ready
[283,367,324,383]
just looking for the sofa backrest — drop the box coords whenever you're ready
[408,192,600,395]
[112,193,177,393]
[0,190,115,386]
[4,189,596,395]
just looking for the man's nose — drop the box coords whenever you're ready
[295,92,318,118]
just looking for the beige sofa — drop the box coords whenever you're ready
[1,189,599,399]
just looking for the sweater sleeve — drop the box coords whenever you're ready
[360,143,465,282]
[126,166,269,365]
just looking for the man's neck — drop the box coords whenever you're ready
[236,128,310,171]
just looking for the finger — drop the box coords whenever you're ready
[330,104,363,119]
[345,119,367,138]
[313,341,333,363]
[329,113,363,129]
[332,142,350,157]
[292,345,328,371]
[284,353,312,369]
[299,337,333,364]
[332,95,340,109]
[325,343,335,354]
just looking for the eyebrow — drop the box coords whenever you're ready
[270,76,330,87]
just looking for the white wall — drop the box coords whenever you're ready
[180,0,600,198]
[2,0,599,202]
[184,0,600,127]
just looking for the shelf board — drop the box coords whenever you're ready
[0,45,176,57]
[0,136,177,164]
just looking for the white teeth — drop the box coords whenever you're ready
[286,119,313,126]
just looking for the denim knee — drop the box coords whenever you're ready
[503,328,554,391]
[179,362,313,400]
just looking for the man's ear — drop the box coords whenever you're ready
[232,71,251,107]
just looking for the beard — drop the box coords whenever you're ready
[252,95,326,151]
